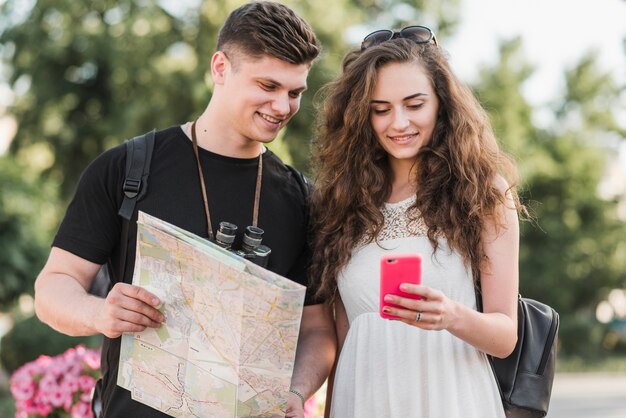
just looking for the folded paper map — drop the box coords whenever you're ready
[117,212,306,417]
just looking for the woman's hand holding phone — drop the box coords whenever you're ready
[381,260,458,331]
[379,254,422,319]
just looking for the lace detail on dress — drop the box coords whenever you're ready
[359,196,427,245]
[380,195,427,241]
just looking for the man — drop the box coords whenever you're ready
[33,2,336,417]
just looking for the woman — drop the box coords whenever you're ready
[310,26,524,417]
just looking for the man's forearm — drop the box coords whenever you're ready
[34,247,105,337]
[291,328,336,398]
[35,272,103,336]
[290,304,337,399]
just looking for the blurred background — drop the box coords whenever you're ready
[0,0,624,416]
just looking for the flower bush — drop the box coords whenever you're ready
[304,394,323,417]
[304,382,327,418]
[10,345,101,418]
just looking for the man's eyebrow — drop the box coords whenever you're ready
[370,92,427,104]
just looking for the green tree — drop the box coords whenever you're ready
[475,39,626,356]
[527,52,626,312]
[0,0,368,199]
[0,155,59,309]
[1,0,196,199]
[1,0,462,192]
[348,0,460,38]
[474,37,537,170]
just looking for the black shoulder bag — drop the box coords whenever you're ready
[88,130,156,296]
[89,130,155,418]
[476,290,560,418]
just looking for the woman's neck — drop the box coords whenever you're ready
[387,182,415,203]
[387,160,417,203]
[388,178,416,204]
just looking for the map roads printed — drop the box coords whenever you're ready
[117,212,306,417]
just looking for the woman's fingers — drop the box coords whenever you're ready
[382,285,446,329]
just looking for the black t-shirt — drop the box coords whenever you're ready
[53,125,315,417]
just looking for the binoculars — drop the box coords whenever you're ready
[214,221,271,268]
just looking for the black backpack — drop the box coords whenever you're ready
[88,130,156,295]
[476,291,559,417]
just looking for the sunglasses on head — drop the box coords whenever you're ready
[361,25,438,51]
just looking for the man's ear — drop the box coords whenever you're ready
[211,51,229,85]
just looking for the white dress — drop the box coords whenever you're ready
[330,196,505,418]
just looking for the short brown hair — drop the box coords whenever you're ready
[217,1,320,65]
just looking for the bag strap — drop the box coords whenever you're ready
[290,166,313,234]
[474,287,482,312]
[115,129,156,282]
[119,130,156,219]
[286,165,312,208]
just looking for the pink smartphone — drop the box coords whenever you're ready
[380,254,422,319]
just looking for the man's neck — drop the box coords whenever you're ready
[188,108,264,159]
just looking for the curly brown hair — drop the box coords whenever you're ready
[310,38,523,302]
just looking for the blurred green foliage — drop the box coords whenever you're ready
[0,0,624,368]
[0,394,15,418]
[475,38,626,357]
[0,314,101,373]
[475,38,626,318]
[0,0,458,199]
[0,156,59,309]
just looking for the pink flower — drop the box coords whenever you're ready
[10,344,101,418]
[83,351,101,370]
[304,388,330,418]
[37,373,57,393]
[80,392,93,403]
[304,394,320,418]
[33,403,53,416]
[10,379,35,401]
[62,376,80,393]
[71,402,92,418]
[48,388,67,408]
[69,361,84,376]
[78,375,96,392]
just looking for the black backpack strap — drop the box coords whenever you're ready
[286,165,313,223]
[286,165,312,199]
[115,129,156,282]
[119,130,155,220]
